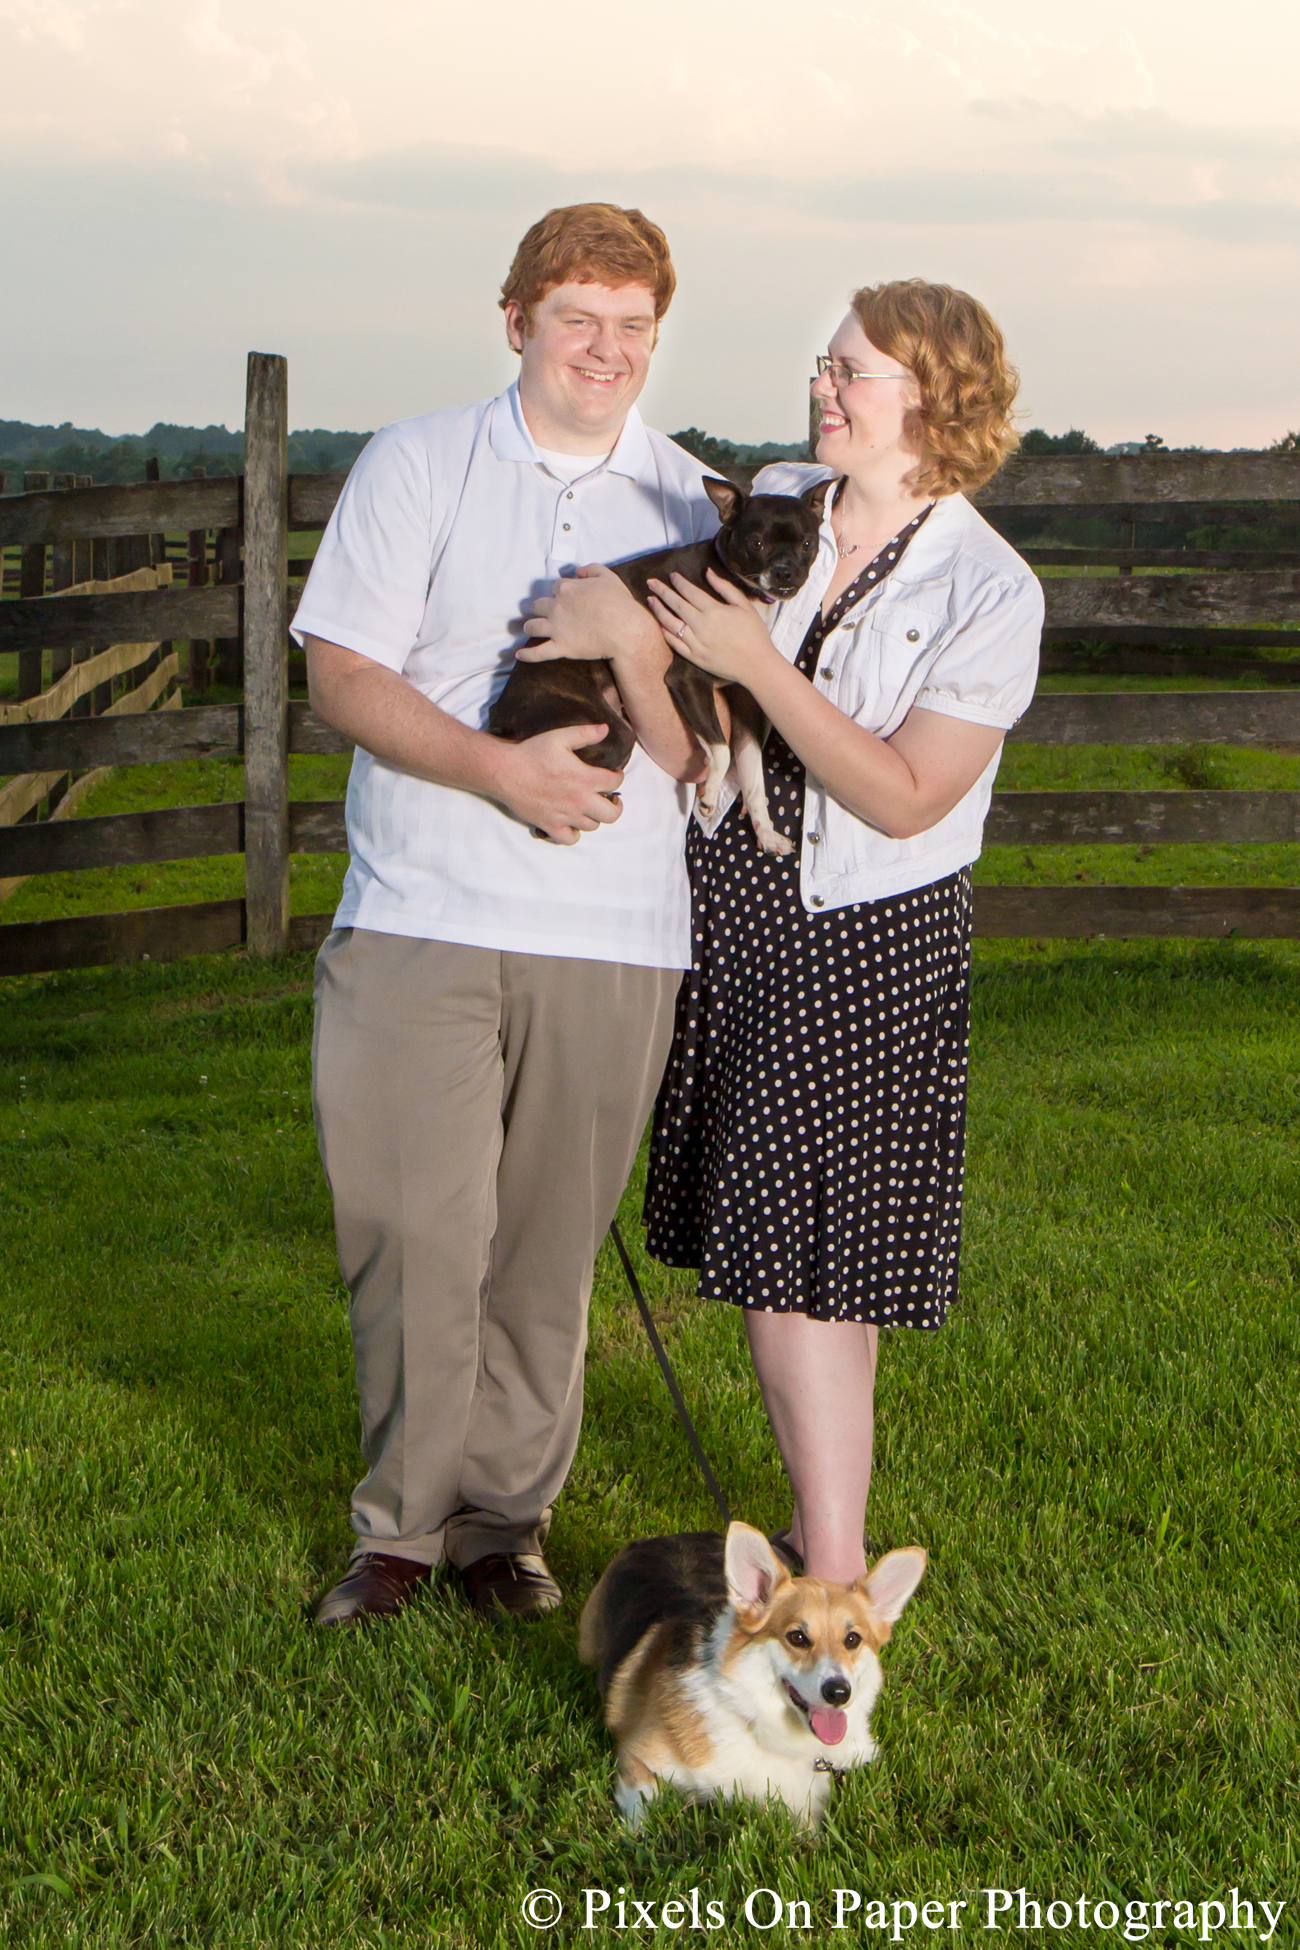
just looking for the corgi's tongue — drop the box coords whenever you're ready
[810,1706,847,1746]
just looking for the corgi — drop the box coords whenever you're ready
[579,1521,926,1830]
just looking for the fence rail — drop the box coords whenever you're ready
[0,478,240,547]
[3,387,1300,977]
[971,450,1300,505]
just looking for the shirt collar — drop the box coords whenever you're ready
[887,493,968,583]
[488,380,654,483]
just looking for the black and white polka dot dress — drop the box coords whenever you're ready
[644,507,972,1328]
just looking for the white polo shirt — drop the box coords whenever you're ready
[290,383,721,968]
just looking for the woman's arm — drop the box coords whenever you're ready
[519,565,707,783]
[646,570,1004,840]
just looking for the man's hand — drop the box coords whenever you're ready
[518,563,649,664]
[305,635,624,842]
[489,723,626,844]
[516,565,703,783]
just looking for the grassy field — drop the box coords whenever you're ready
[0,934,1296,1946]
[1,640,1298,1941]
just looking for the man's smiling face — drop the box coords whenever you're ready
[507,281,658,453]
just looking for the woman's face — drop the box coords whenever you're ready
[811,312,921,477]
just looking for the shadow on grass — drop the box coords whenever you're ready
[3,933,1299,1578]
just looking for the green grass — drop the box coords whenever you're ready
[0,942,1296,1945]
[0,753,351,926]
[981,739,1300,890]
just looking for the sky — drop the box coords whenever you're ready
[1,0,1298,448]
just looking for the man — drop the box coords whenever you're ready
[294,204,719,1624]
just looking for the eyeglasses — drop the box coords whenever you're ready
[814,356,908,386]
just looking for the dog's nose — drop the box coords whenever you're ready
[821,1676,851,1707]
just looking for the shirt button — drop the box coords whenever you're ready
[906,628,920,642]
[566,491,574,500]
[821,665,836,680]
[808,832,821,845]
[562,523,571,532]
[810,894,825,908]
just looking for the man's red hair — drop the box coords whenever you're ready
[500,204,676,332]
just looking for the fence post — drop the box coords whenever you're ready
[213,526,243,688]
[186,465,211,692]
[18,473,49,701]
[49,475,77,693]
[243,350,290,958]
[74,477,93,583]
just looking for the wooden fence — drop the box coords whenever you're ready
[2,375,1299,978]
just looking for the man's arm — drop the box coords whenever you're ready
[305,637,627,846]
[521,565,707,783]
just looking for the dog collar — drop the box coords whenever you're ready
[712,543,776,605]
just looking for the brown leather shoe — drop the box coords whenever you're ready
[314,1552,432,1626]
[458,1552,562,1619]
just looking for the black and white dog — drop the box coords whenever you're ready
[488,477,831,854]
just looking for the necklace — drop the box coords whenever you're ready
[830,487,858,558]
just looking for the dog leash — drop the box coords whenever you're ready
[608,1219,733,1529]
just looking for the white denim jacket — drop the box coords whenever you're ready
[696,465,1044,911]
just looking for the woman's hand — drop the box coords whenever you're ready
[647,568,782,686]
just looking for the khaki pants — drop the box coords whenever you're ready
[312,928,680,1569]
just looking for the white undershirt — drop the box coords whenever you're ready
[534,445,611,485]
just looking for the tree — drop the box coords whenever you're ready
[1018,428,1102,455]
[670,427,742,471]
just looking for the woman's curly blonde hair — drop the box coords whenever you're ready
[849,279,1020,496]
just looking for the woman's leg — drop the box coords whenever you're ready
[744,1311,878,1583]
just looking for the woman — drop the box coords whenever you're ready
[642,279,1043,1584]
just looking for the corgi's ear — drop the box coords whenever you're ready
[703,476,745,525]
[802,476,834,518]
[724,1522,789,1615]
[856,1547,926,1635]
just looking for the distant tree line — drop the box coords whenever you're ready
[1021,427,1300,456]
[679,424,1300,464]
[0,419,374,486]
[5,414,1297,491]
[671,428,809,475]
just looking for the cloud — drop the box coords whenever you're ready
[0,1,1297,448]
[302,109,1300,250]
[0,0,360,176]
[0,0,99,52]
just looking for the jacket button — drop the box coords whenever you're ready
[807,832,821,845]
[810,894,825,908]
[906,628,920,642]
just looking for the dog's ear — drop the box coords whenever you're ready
[703,476,745,526]
[724,1522,789,1617]
[801,476,835,518]
[855,1547,926,1641]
